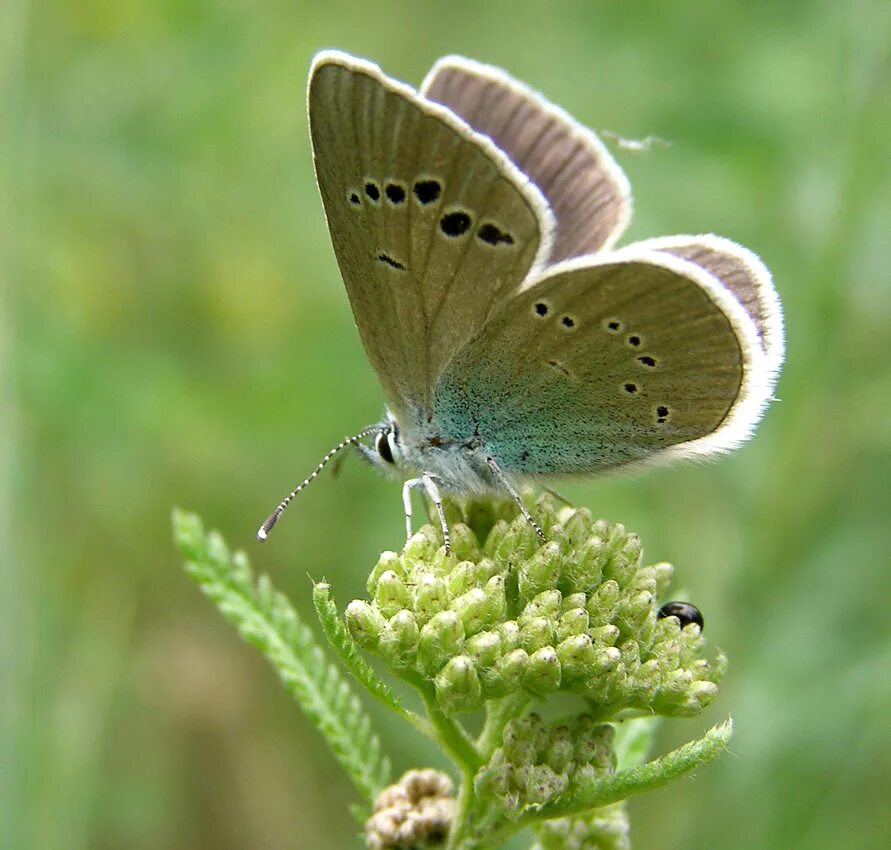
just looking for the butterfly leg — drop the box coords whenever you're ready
[402,475,452,554]
[402,478,423,544]
[422,472,451,555]
[486,457,546,543]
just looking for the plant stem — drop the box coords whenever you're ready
[477,694,530,757]
[403,673,481,773]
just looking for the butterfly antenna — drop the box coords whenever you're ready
[257,425,379,541]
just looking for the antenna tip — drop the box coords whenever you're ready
[257,509,281,541]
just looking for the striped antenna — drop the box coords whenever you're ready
[257,425,379,541]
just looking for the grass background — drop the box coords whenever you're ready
[2,1,890,848]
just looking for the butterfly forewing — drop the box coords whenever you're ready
[435,253,765,476]
[308,52,553,420]
[421,56,631,263]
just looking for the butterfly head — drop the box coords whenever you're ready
[359,414,405,476]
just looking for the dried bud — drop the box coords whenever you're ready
[366,769,454,850]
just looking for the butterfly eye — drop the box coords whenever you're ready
[375,430,395,464]
[657,601,704,631]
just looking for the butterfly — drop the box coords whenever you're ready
[258,51,784,552]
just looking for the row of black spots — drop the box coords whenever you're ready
[620,385,671,425]
[350,180,409,207]
[604,318,645,347]
[603,318,660,370]
[350,178,515,246]
[532,301,577,329]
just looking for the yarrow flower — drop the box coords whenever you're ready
[176,493,734,850]
[346,494,725,720]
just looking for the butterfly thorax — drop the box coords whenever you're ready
[361,410,501,495]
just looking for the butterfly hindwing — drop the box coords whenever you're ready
[308,51,554,420]
[634,234,784,374]
[434,251,768,476]
[421,56,631,263]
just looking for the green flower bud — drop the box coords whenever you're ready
[614,590,655,638]
[446,560,477,598]
[587,579,620,625]
[556,634,597,681]
[519,763,568,805]
[495,648,529,694]
[497,620,522,654]
[477,713,619,818]
[562,535,606,594]
[482,575,508,625]
[522,589,563,620]
[481,519,511,559]
[465,630,501,668]
[375,569,412,618]
[651,561,674,598]
[379,610,419,668]
[452,587,489,635]
[417,610,465,677]
[345,600,386,650]
[590,624,620,646]
[502,723,539,765]
[560,507,596,547]
[519,616,554,653]
[489,515,541,568]
[628,657,661,705]
[556,606,590,642]
[435,655,482,714]
[518,541,562,599]
[448,521,482,563]
[366,550,402,595]
[562,592,588,613]
[403,526,440,561]
[413,573,451,624]
[534,804,630,850]
[545,725,574,773]
[523,646,561,694]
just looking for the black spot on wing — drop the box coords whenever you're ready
[377,253,406,271]
[440,211,472,237]
[414,179,442,205]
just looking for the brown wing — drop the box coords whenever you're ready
[308,51,554,420]
[434,250,772,476]
[633,234,784,374]
[422,55,631,263]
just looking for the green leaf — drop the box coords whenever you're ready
[312,581,429,733]
[172,510,391,807]
[529,717,734,823]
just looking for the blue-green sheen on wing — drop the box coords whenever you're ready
[433,254,760,476]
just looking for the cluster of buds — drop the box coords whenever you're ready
[475,713,615,817]
[345,495,725,718]
[532,804,630,850]
[365,769,455,850]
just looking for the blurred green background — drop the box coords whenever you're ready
[2,0,890,848]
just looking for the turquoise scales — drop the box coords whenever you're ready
[258,51,784,551]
